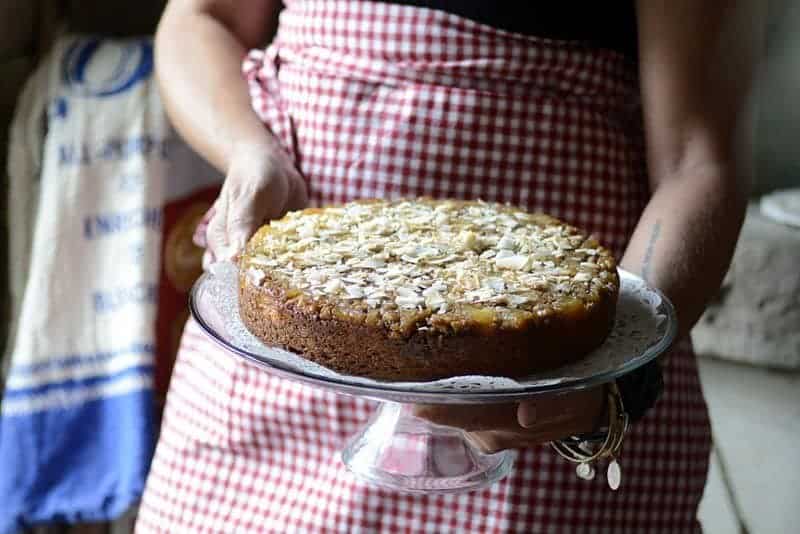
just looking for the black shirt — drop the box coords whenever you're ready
[377,1,638,58]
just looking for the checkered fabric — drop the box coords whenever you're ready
[136,2,712,532]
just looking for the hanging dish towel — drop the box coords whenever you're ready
[1,35,221,533]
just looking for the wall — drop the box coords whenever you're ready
[755,0,800,194]
[0,0,45,360]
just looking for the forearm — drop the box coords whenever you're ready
[628,0,762,341]
[154,2,278,172]
[620,163,747,339]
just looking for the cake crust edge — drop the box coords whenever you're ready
[238,272,618,381]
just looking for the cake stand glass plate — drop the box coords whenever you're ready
[189,262,677,494]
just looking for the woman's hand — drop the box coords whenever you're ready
[414,386,606,453]
[205,139,308,264]
[156,0,296,267]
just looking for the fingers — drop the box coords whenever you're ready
[206,197,232,261]
[206,179,272,263]
[413,404,552,453]
[468,431,527,454]
[468,429,565,454]
[467,411,601,454]
[414,403,519,432]
[227,177,286,253]
[286,169,309,213]
[465,387,610,454]
[204,151,308,263]
[517,400,536,428]
[516,394,575,429]
[193,205,215,248]
[517,388,606,430]
[414,387,609,454]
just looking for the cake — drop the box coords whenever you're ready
[239,199,619,380]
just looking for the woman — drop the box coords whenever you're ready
[137,1,753,532]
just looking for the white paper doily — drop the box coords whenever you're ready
[191,262,676,401]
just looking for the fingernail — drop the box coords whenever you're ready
[193,207,215,247]
[518,403,536,428]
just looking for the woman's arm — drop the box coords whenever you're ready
[156,0,307,259]
[422,1,763,451]
[155,0,280,171]
[622,0,762,340]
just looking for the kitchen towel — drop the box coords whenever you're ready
[1,35,220,532]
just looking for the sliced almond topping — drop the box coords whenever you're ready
[246,267,266,286]
[495,254,530,271]
[344,285,365,298]
[322,279,343,294]
[248,199,614,317]
[395,287,420,299]
[484,277,506,292]
[248,255,279,267]
[396,295,424,309]
[456,230,480,252]
[427,254,460,265]
[508,294,530,306]
[498,234,517,249]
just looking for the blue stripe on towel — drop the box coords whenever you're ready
[4,364,155,400]
[10,344,154,376]
[0,388,155,534]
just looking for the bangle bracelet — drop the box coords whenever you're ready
[550,382,629,490]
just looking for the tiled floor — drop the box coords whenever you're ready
[696,356,800,534]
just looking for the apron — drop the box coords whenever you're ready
[137,2,712,532]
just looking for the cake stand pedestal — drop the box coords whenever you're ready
[189,265,676,494]
[341,401,515,493]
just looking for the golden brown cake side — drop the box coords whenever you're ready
[239,274,616,380]
[238,199,619,380]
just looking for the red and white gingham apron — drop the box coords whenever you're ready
[137,2,712,532]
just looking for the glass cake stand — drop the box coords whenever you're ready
[189,264,677,494]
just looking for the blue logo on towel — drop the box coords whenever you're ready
[50,97,69,120]
[62,37,153,98]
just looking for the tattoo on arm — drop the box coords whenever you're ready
[641,220,662,283]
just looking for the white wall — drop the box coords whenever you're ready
[755,0,800,194]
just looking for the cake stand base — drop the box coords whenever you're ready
[342,401,516,494]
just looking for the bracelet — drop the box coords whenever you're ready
[550,382,629,490]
